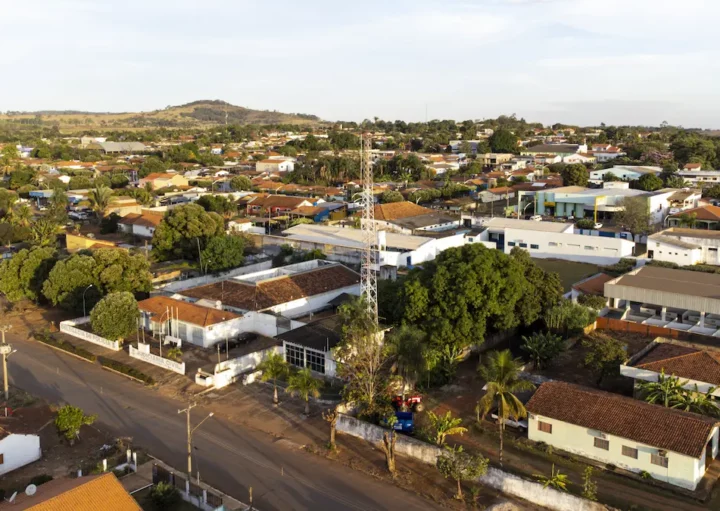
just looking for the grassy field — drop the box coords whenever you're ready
[532,258,600,292]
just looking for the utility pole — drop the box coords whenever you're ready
[0,325,14,402]
[177,403,213,484]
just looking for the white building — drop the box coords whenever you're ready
[527,381,719,490]
[277,315,343,377]
[373,201,460,235]
[592,145,626,162]
[477,218,635,265]
[0,409,43,476]
[677,170,720,187]
[117,211,165,238]
[256,159,294,173]
[589,165,662,184]
[647,228,720,266]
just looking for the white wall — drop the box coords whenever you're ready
[209,345,283,388]
[621,364,720,398]
[154,260,272,293]
[266,284,361,318]
[0,434,41,476]
[648,239,702,266]
[528,414,718,490]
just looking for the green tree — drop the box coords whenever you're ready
[47,189,68,224]
[230,175,253,191]
[509,247,562,326]
[286,368,322,415]
[0,145,19,174]
[577,294,608,310]
[386,325,427,402]
[561,164,589,186]
[476,350,535,464]
[55,405,96,445]
[706,184,720,200]
[521,332,566,370]
[200,235,245,272]
[436,445,489,500]
[196,195,237,218]
[257,352,289,405]
[68,175,92,190]
[8,203,32,227]
[488,129,518,154]
[582,335,627,386]
[615,196,652,235]
[663,175,688,189]
[100,212,121,234]
[335,296,389,415]
[149,482,181,510]
[43,248,152,311]
[545,299,597,336]
[0,247,57,302]
[88,185,113,219]
[602,171,620,182]
[427,411,467,446]
[90,291,139,341]
[29,218,59,247]
[637,369,688,408]
[672,384,720,418]
[534,464,569,492]
[380,190,404,203]
[151,204,225,262]
[636,173,664,191]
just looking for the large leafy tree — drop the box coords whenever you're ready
[196,195,237,218]
[560,164,589,186]
[151,204,225,262]
[230,175,253,191]
[635,173,664,191]
[615,196,652,235]
[43,248,152,311]
[90,292,139,341]
[509,248,562,326]
[582,335,627,386]
[0,247,57,302]
[476,349,535,464]
[488,129,518,154]
[200,235,245,272]
[55,405,96,445]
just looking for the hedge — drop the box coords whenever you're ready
[33,331,96,362]
[98,357,155,385]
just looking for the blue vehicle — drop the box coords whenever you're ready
[392,411,414,434]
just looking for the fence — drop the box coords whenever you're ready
[129,345,185,374]
[596,317,718,345]
[151,461,242,511]
[59,317,121,351]
[336,414,610,511]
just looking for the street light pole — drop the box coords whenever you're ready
[177,403,214,483]
[82,284,94,317]
[0,325,14,402]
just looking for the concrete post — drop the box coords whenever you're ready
[661,307,667,321]
[700,311,706,328]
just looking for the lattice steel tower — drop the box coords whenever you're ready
[359,133,379,323]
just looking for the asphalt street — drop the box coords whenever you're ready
[6,334,438,511]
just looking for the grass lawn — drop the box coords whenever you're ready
[532,258,600,292]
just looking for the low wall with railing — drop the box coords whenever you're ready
[129,344,185,374]
[59,317,121,351]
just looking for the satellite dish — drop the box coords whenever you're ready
[25,484,37,496]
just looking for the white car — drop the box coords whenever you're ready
[594,223,603,229]
[490,411,528,432]
[529,215,542,222]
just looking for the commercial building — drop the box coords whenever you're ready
[647,228,720,266]
[677,170,720,187]
[521,144,586,157]
[604,266,720,336]
[477,218,635,264]
[277,315,343,377]
[527,381,719,490]
[589,166,662,184]
[256,159,294,173]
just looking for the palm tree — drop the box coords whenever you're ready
[476,349,536,465]
[427,411,468,446]
[637,369,687,408]
[257,353,289,405]
[9,203,32,227]
[386,325,426,405]
[88,185,113,219]
[286,368,322,416]
[671,384,720,418]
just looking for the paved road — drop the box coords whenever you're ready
[6,335,438,511]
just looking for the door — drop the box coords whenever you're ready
[648,250,654,259]
[707,440,714,463]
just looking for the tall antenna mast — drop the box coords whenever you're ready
[360,133,379,323]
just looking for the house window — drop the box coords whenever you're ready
[584,246,596,251]
[538,421,552,434]
[651,454,669,468]
[622,446,638,459]
[531,244,539,249]
[507,242,516,247]
[286,344,304,368]
[594,437,610,450]
[519,243,528,248]
[549,242,559,247]
[306,349,326,374]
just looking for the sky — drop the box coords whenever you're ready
[2,0,720,128]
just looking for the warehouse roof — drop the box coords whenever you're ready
[482,217,573,233]
[608,266,720,298]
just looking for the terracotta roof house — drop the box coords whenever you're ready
[527,381,719,490]
[371,201,460,235]
[255,159,294,173]
[175,260,361,319]
[685,163,703,171]
[138,296,242,348]
[138,172,189,191]
[1,473,141,511]
[667,205,720,229]
[117,211,164,238]
[571,273,613,299]
[622,340,720,398]
[245,195,318,216]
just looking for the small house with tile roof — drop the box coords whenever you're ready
[527,381,719,490]
[667,205,720,230]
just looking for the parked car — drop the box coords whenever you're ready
[236,332,257,344]
[529,215,542,222]
[489,409,528,432]
[594,223,603,229]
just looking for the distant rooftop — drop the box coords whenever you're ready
[482,217,573,233]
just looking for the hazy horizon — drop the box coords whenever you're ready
[3,0,719,129]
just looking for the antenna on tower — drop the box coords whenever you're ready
[360,133,379,324]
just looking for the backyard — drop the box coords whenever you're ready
[532,258,601,292]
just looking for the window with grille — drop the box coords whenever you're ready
[651,454,669,468]
[530,244,539,249]
[306,349,326,374]
[594,437,609,450]
[285,344,304,368]
[622,446,638,459]
[538,421,552,434]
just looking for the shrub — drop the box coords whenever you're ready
[90,292,139,341]
[577,294,608,311]
[149,482,181,510]
[521,331,566,369]
[576,218,594,229]
[33,331,96,362]
[99,357,155,385]
[640,470,651,480]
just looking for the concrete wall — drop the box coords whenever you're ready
[336,414,608,511]
[154,260,272,293]
[211,345,283,389]
[266,285,361,319]
[528,414,718,490]
[129,344,185,374]
[60,317,121,351]
[0,434,42,476]
[648,239,702,266]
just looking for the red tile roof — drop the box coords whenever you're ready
[632,343,720,386]
[669,205,720,222]
[118,212,164,228]
[374,201,433,221]
[572,273,613,296]
[138,296,239,327]
[527,381,717,458]
[181,265,360,311]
